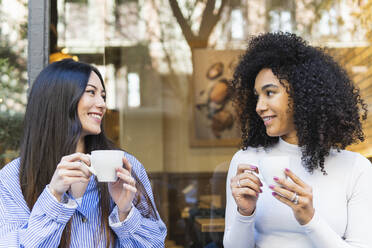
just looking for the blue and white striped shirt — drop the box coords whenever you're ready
[0,153,166,247]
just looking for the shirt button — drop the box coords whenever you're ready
[82,217,87,223]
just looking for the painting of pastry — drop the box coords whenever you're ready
[191,49,243,147]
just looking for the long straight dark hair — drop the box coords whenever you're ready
[19,59,158,247]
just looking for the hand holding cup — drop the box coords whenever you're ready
[49,152,91,201]
[231,164,262,216]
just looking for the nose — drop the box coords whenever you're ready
[255,96,267,114]
[96,95,106,109]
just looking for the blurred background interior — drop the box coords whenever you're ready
[0,0,371,247]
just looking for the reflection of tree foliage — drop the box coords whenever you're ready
[141,0,231,105]
[287,0,371,42]
[351,0,372,41]
[0,111,23,167]
[0,0,27,166]
[0,0,28,113]
[111,0,370,112]
[169,0,228,49]
[0,59,27,112]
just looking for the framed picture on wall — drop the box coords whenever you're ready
[190,49,244,147]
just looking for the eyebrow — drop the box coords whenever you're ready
[261,83,279,91]
[254,83,279,94]
[86,83,106,93]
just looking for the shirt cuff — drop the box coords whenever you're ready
[74,197,83,206]
[109,204,141,239]
[109,204,135,226]
[235,207,256,223]
[33,185,77,224]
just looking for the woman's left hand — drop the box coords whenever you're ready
[269,168,315,225]
[108,157,137,221]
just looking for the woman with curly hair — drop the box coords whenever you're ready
[224,32,372,248]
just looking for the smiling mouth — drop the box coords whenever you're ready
[262,116,275,125]
[88,113,102,121]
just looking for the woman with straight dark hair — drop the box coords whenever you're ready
[224,32,372,247]
[0,59,166,247]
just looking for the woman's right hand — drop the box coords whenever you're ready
[231,164,262,216]
[49,153,91,202]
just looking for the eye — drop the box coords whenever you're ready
[101,94,106,101]
[85,89,95,95]
[266,90,274,96]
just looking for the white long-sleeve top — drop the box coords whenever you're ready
[224,138,372,248]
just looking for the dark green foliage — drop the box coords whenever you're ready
[0,0,27,167]
[0,111,23,167]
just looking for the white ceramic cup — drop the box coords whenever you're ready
[259,156,290,187]
[87,150,125,182]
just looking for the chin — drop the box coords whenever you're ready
[82,127,102,136]
[265,130,281,137]
[91,129,102,135]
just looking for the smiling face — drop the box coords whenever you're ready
[254,68,298,144]
[77,71,106,137]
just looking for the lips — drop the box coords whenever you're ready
[88,112,103,123]
[262,115,275,126]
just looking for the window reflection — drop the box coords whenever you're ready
[269,10,292,32]
[0,0,27,165]
[127,72,141,108]
[48,1,372,247]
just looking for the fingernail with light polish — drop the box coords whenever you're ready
[269,185,274,190]
[285,168,290,172]
[273,177,279,181]
[272,192,277,196]
[250,165,257,170]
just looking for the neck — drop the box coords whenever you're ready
[281,134,298,145]
[76,136,85,153]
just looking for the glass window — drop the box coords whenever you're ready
[127,72,141,108]
[13,1,371,247]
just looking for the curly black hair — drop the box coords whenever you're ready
[231,32,368,174]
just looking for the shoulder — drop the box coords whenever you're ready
[328,150,372,183]
[334,151,372,198]
[123,151,147,175]
[350,152,372,175]
[0,158,21,181]
[328,149,371,169]
[0,158,21,200]
[123,151,154,197]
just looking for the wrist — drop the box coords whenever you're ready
[299,208,315,225]
[238,206,255,216]
[49,186,62,202]
[118,205,132,221]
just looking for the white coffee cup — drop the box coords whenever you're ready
[259,156,290,187]
[85,150,124,182]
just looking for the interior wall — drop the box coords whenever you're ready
[121,109,164,172]
[163,115,237,173]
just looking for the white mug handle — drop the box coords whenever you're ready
[80,155,96,175]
